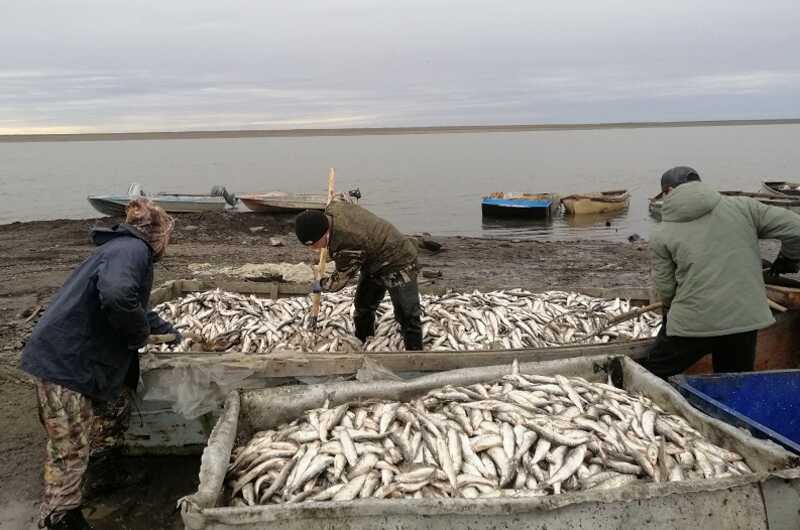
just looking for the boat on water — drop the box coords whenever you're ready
[239,192,328,213]
[88,183,237,216]
[481,192,561,219]
[761,181,800,198]
[649,189,800,218]
[561,190,630,215]
[239,189,363,214]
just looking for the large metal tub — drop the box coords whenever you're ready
[128,281,657,453]
[178,356,800,530]
[129,279,800,454]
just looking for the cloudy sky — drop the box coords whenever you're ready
[1,0,798,134]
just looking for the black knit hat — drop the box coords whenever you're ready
[661,166,700,192]
[295,210,329,245]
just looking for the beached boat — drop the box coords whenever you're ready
[561,190,630,215]
[87,183,237,216]
[240,189,363,214]
[238,192,327,213]
[761,181,800,198]
[649,190,800,218]
[481,192,560,219]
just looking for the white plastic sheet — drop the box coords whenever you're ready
[141,362,254,419]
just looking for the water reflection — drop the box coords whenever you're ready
[480,208,639,241]
[563,210,628,228]
[481,216,555,236]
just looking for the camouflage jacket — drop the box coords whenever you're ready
[322,202,418,291]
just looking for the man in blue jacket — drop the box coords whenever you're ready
[21,198,180,530]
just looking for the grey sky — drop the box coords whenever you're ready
[1,0,799,133]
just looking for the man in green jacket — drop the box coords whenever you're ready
[295,201,423,350]
[643,166,800,378]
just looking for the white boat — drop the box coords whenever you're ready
[88,183,237,216]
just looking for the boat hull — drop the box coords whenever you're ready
[87,195,228,216]
[650,189,800,219]
[151,197,228,213]
[481,193,560,219]
[239,193,327,213]
[481,198,558,219]
[761,181,800,198]
[562,192,630,215]
[88,197,128,217]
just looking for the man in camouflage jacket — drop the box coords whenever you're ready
[295,202,423,350]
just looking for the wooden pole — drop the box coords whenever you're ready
[576,302,663,342]
[309,168,336,328]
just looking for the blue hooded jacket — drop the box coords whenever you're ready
[21,224,174,401]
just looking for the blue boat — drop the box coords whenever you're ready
[671,370,800,454]
[481,192,561,219]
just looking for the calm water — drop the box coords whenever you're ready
[1,124,799,241]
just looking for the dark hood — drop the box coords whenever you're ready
[90,224,153,251]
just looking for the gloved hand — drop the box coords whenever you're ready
[770,253,799,275]
[164,323,183,344]
[169,330,183,345]
[310,280,322,294]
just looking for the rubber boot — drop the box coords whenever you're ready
[46,508,94,530]
[82,448,148,500]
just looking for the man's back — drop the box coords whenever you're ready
[327,201,417,276]
[651,181,800,337]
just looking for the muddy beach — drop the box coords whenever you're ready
[0,210,654,529]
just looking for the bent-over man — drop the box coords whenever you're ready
[294,201,423,350]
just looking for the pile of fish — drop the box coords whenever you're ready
[146,288,661,354]
[226,361,750,506]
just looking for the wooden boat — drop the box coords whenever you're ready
[561,190,630,215]
[481,192,560,219]
[239,192,327,213]
[649,190,800,218]
[761,181,800,198]
[88,184,236,216]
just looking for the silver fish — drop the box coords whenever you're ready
[227,361,748,506]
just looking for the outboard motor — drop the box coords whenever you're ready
[128,182,144,197]
[348,188,362,202]
[210,185,238,207]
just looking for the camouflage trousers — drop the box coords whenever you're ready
[377,262,419,289]
[35,379,132,526]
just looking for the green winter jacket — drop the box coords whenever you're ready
[323,201,418,292]
[651,181,800,337]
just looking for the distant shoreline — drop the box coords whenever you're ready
[2,118,799,143]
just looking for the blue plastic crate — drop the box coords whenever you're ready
[671,370,800,454]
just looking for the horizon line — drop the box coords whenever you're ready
[2,118,799,143]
